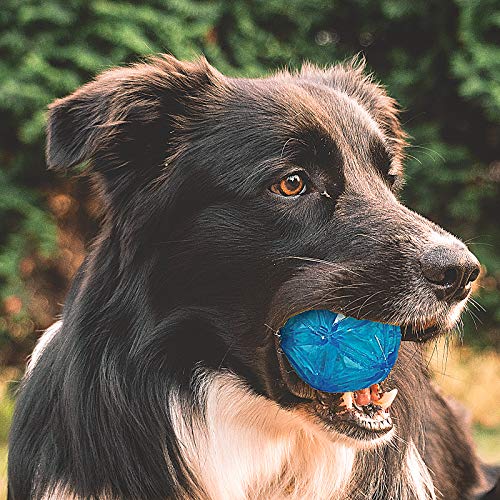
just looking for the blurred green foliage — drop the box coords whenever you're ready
[0,0,499,363]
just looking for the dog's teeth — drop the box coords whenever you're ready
[341,392,353,409]
[377,389,398,410]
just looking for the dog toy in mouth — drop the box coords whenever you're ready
[279,310,401,393]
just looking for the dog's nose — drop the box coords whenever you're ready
[420,244,480,301]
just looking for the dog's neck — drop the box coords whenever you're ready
[169,371,436,500]
[27,324,436,500]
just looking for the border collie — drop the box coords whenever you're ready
[8,55,495,499]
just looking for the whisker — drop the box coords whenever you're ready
[462,235,489,244]
[263,323,279,335]
[407,144,446,162]
[464,305,481,329]
[277,256,363,277]
[404,153,422,166]
[468,297,485,312]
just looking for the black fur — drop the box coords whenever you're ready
[8,55,490,499]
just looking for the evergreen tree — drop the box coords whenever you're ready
[1,0,498,363]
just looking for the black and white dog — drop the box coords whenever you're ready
[8,56,494,499]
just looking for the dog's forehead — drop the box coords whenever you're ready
[221,76,391,175]
[195,77,391,193]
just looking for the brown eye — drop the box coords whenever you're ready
[271,173,307,196]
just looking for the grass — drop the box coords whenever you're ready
[474,424,500,464]
[0,344,498,499]
[427,338,500,428]
[0,445,7,500]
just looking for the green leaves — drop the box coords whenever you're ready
[0,0,498,356]
[453,0,500,120]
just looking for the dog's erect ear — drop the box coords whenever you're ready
[46,55,224,187]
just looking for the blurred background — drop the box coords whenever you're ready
[0,0,499,495]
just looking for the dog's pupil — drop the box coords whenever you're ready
[283,175,302,194]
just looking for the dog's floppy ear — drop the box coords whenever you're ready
[46,55,224,190]
[300,58,407,165]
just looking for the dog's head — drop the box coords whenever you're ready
[47,56,479,446]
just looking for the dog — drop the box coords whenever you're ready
[8,55,495,499]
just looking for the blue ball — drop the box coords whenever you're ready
[279,310,401,393]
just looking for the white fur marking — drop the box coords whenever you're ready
[27,320,62,373]
[170,372,357,499]
[446,299,467,329]
[405,440,436,500]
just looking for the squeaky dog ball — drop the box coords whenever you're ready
[279,310,401,393]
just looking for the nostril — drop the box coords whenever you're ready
[441,267,459,287]
[420,249,463,289]
[427,266,459,287]
[419,245,479,301]
[466,267,480,285]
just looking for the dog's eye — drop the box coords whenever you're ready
[270,173,307,197]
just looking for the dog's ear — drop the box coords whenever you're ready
[300,58,407,165]
[46,55,224,192]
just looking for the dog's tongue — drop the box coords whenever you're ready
[350,384,398,409]
[354,386,374,406]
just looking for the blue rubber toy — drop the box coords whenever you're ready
[279,310,401,393]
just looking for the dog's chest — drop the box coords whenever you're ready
[170,373,435,500]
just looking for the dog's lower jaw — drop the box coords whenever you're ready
[169,370,436,500]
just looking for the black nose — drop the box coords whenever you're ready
[420,245,480,301]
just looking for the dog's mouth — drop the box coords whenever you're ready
[275,340,398,442]
[310,381,398,440]
[274,315,443,442]
[400,323,440,342]
[313,383,398,440]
